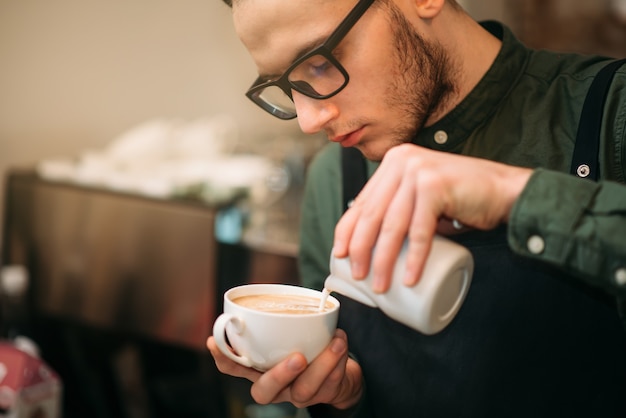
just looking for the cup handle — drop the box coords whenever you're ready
[212,313,253,368]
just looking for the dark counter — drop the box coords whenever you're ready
[2,170,302,350]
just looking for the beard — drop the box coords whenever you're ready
[380,2,457,148]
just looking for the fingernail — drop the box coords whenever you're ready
[330,338,346,354]
[287,355,305,371]
[403,270,416,286]
[373,275,385,293]
[351,261,363,279]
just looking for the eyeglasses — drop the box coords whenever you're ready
[245,0,376,120]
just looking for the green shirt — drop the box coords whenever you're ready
[298,22,626,302]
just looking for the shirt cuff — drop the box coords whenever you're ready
[508,168,597,267]
[507,168,626,294]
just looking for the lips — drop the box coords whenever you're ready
[331,127,363,148]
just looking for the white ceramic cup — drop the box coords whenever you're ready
[212,283,340,371]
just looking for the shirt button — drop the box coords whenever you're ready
[527,235,545,254]
[576,164,590,178]
[615,268,626,286]
[434,130,448,145]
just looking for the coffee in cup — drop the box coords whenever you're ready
[232,293,335,314]
[212,284,340,371]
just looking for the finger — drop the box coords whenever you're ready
[333,160,389,259]
[343,162,404,279]
[289,329,349,405]
[206,337,262,382]
[333,162,388,260]
[250,352,307,405]
[333,204,361,258]
[370,171,416,293]
[404,176,440,287]
[307,335,352,405]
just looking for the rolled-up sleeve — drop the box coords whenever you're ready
[508,168,626,296]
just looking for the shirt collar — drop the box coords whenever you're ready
[413,21,531,151]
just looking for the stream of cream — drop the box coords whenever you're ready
[318,287,331,312]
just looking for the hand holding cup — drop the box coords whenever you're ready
[212,284,340,371]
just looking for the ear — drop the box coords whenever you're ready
[413,0,446,19]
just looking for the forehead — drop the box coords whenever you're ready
[233,0,355,74]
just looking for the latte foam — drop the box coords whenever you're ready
[233,293,334,314]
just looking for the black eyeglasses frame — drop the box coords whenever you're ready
[245,0,376,119]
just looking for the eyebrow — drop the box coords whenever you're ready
[258,34,329,81]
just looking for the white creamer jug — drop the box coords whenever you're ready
[324,235,474,335]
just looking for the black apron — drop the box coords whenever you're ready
[333,59,626,418]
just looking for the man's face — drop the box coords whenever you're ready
[233,0,455,161]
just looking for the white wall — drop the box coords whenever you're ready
[458,0,507,22]
[0,1,311,253]
[0,0,299,175]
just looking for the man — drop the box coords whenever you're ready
[208,0,626,416]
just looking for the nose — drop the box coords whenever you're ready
[292,91,339,134]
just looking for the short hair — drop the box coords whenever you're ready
[221,0,461,12]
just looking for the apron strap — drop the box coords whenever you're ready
[570,58,626,181]
[341,146,368,212]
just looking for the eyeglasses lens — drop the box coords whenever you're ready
[255,53,346,119]
[253,86,297,119]
[288,54,346,97]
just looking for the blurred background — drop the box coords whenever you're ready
[0,1,625,418]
